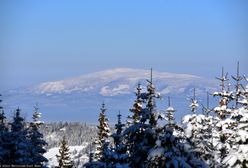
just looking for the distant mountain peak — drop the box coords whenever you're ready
[3,68,217,121]
[29,68,206,95]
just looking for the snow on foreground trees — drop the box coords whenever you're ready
[56,136,74,168]
[0,98,48,166]
[84,66,248,168]
[0,64,247,168]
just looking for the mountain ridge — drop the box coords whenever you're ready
[11,68,214,94]
[2,68,218,122]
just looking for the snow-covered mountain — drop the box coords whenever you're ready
[2,68,218,122]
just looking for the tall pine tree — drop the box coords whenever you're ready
[148,97,206,167]
[0,94,9,164]
[124,69,160,168]
[127,83,143,125]
[182,89,214,166]
[145,68,161,127]
[111,111,129,167]
[56,136,73,168]
[212,67,235,165]
[84,103,111,168]
[29,105,48,165]
[231,62,243,108]
[222,64,248,167]
[10,108,32,164]
[94,103,111,167]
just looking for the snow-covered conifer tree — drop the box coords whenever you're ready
[111,111,129,167]
[198,63,248,167]
[213,67,233,119]
[147,96,176,167]
[127,83,143,125]
[231,62,243,108]
[189,88,199,114]
[148,97,206,167]
[124,81,149,167]
[183,89,215,167]
[143,68,161,127]
[221,66,248,167]
[182,89,211,161]
[239,76,248,109]
[200,92,218,167]
[222,105,248,167]
[29,105,48,165]
[124,69,161,168]
[0,94,9,164]
[56,136,73,168]
[84,103,111,168]
[211,67,238,166]
[165,97,176,128]
[113,112,125,145]
[10,108,32,164]
[93,103,111,167]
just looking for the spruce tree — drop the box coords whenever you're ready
[111,111,129,167]
[142,68,161,126]
[127,83,143,125]
[182,89,214,166]
[222,104,248,167]
[213,67,233,119]
[148,97,206,167]
[239,76,248,109]
[84,112,111,168]
[0,94,9,164]
[124,69,160,168]
[231,62,243,108]
[113,112,125,145]
[200,92,217,167]
[56,136,73,168]
[166,96,176,128]
[10,107,32,164]
[29,105,48,165]
[222,66,248,167]
[212,67,235,165]
[93,103,111,167]
[183,89,202,157]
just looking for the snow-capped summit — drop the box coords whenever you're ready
[3,68,217,122]
[20,68,215,96]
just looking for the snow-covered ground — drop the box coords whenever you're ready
[44,144,89,168]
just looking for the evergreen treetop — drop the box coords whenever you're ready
[56,136,73,168]
[29,105,48,165]
[94,103,111,162]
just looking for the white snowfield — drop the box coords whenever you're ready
[44,144,89,168]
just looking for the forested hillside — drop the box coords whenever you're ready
[40,122,98,149]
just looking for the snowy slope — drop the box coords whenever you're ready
[40,122,97,167]
[44,144,89,168]
[2,68,217,122]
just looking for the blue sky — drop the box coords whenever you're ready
[0,0,247,91]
